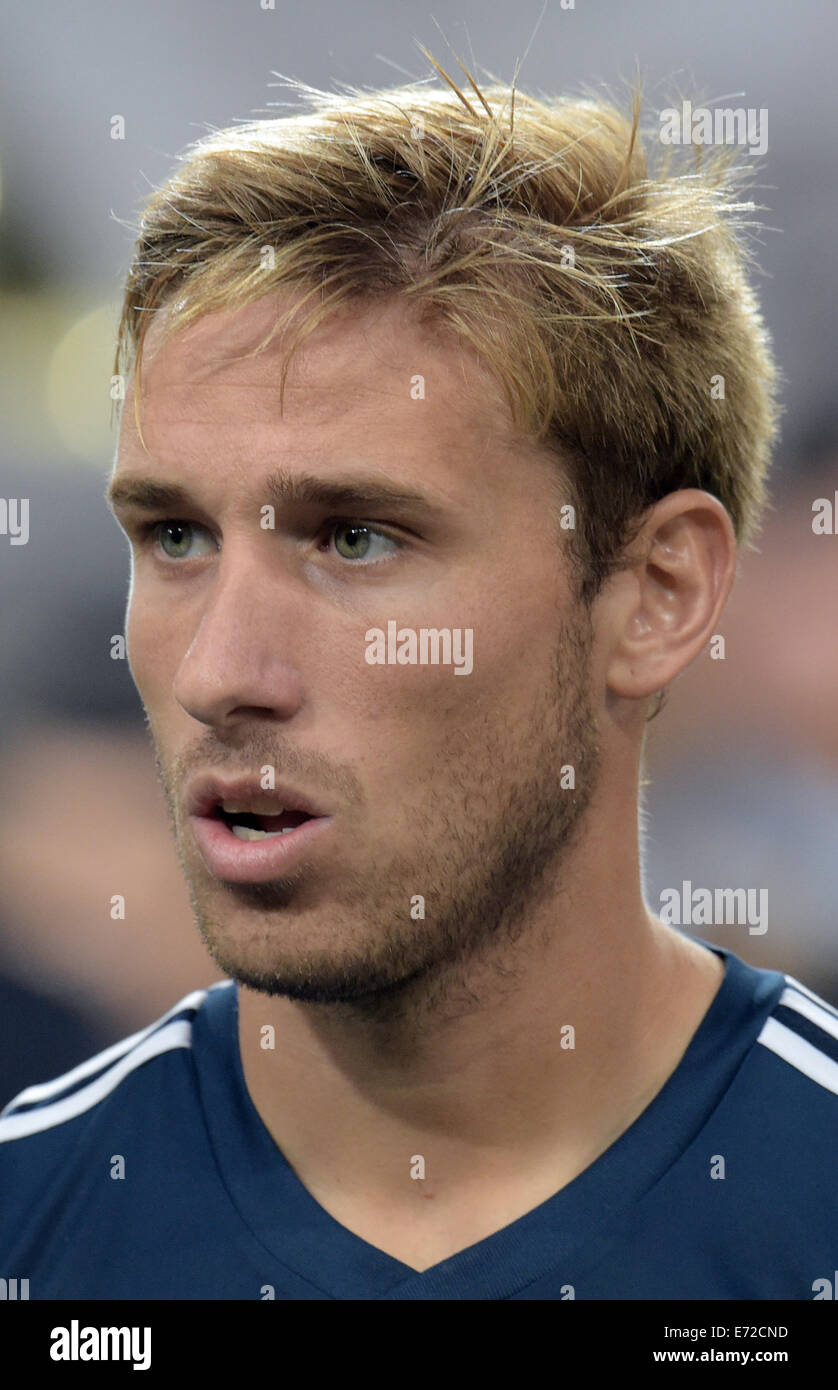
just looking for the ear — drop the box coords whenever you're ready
[603,489,738,700]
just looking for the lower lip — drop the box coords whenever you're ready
[189,814,333,883]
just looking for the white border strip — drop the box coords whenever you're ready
[757,1016,838,1097]
[0,988,209,1117]
[0,1020,194,1142]
[775,986,838,1043]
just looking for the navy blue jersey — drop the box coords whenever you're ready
[2,943,837,1300]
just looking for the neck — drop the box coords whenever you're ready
[236,812,723,1219]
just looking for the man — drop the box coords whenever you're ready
[2,65,836,1301]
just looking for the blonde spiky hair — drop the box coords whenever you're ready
[115,50,780,601]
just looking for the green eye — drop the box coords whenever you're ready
[332,524,398,562]
[154,521,214,560]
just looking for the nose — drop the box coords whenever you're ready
[172,543,305,728]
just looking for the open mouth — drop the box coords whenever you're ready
[213,806,315,841]
[186,777,334,883]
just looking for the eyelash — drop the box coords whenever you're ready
[316,520,404,564]
[136,518,406,565]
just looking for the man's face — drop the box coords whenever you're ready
[111,292,601,1020]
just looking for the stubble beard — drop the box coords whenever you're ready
[152,607,600,1030]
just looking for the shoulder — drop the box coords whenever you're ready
[697,964,838,1272]
[0,983,229,1150]
[753,970,838,1106]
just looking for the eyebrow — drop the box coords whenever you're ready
[106,478,190,511]
[264,470,438,518]
[106,469,442,521]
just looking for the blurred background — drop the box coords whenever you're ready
[1,0,836,1106]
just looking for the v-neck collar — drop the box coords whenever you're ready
[190,943,784,1299]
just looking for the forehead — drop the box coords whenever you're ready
[118,292,524,474]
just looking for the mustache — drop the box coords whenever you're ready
[148,726,363,815]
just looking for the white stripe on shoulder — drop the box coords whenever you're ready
[757,1016,838,1097]
[0,987,210,1117]
[776,986,838,1043]
[0,1019,194,1143]
[783,974,838,1022]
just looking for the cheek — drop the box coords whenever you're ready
[344,570,561,733]
[324,615,547,772]
[125,592,182,707]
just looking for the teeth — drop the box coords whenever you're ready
[230,825,296,841]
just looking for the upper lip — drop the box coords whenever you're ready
[185,772,332,821]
